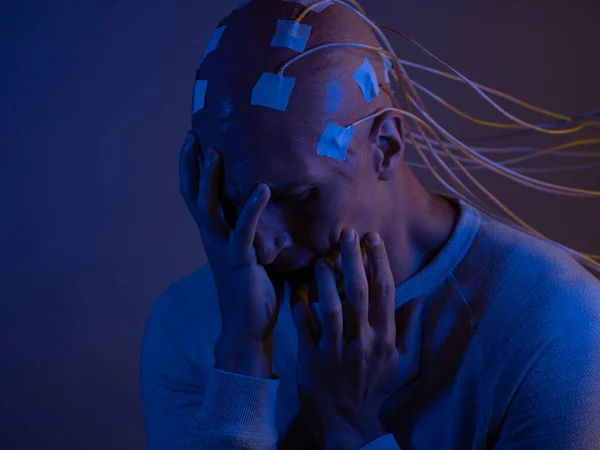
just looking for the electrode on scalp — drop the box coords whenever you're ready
[192,79,208,113]
[251,73,296,111]
[316,123,355,161]
[353,57,380,103]
[270,20,312,52]
[200,26,227,63]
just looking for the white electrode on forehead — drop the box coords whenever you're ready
[251,73,296,111]
[193,79,208,113]
[270,20,312,52]
[316,123,354,161]
[282,0,333,13]
[200,26,227,63]
[353,57,380,103]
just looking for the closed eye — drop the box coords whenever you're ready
[273,188,315,203]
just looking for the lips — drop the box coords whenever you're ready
[278,262,345,304]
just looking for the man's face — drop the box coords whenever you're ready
[195,110,379,283]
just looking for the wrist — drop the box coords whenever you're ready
[214,334,274,379]
[324,417,387,450]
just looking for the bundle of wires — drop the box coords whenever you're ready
[274,0,600,274]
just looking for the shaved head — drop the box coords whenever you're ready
[189,0,455,287]
[193,0,395,158]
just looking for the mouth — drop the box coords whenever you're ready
[268,248,348,297]
[276,262,345,303]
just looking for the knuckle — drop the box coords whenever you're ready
[372,248,387,260]
[374,249,387,259]
[351,342,369,361]
[347,283,368,300]
[374,281,394,298]
[343,245,361,257]
[322,307,342,323]
[372,338,396,359]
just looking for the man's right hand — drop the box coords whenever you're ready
[179,131,285,378]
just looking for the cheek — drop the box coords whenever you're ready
[323,187,364,223]
[324,187,377,235]
[304,191,354,241]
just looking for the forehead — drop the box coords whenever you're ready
[201,124,324,201]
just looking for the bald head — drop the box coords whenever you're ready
[192,0,396,159]
[190,0,409,275]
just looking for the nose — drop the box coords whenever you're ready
[253,209,292,266]
[255,230,292,266]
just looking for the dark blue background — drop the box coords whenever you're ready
[1,1,599,449]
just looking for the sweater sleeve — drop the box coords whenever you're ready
[140,274,282,450]
[182,368,281,450]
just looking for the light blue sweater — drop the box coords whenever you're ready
[141,197,600,449]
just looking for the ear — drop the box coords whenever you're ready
[369,110,405,182]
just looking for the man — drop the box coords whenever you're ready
[141,0,600,448]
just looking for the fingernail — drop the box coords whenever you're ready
[343,229,355,242]
[367,233,380,246]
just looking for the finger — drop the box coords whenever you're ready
[232,184,271,252]
[340,228,369,339]
[314,258,343,358]
[365,233,396,341]
[197,146,228,237]
[291,289,317,360]
[179,131,201,206]
[290,283,321,342]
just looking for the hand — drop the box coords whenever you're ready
[179,131,286,377]
[291,229,423,448]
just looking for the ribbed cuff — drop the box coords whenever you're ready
[193,367,281,436]
[360,433,401,450]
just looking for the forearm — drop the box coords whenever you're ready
[214,332,275,379]
[179,335,280,449]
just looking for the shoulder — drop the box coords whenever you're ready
[455,214,600,415]
[141,264,222,380]
[145,264,217,328]
[460,211,600,331]
[456,213,600,306]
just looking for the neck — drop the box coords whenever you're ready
[380,167,459,287]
